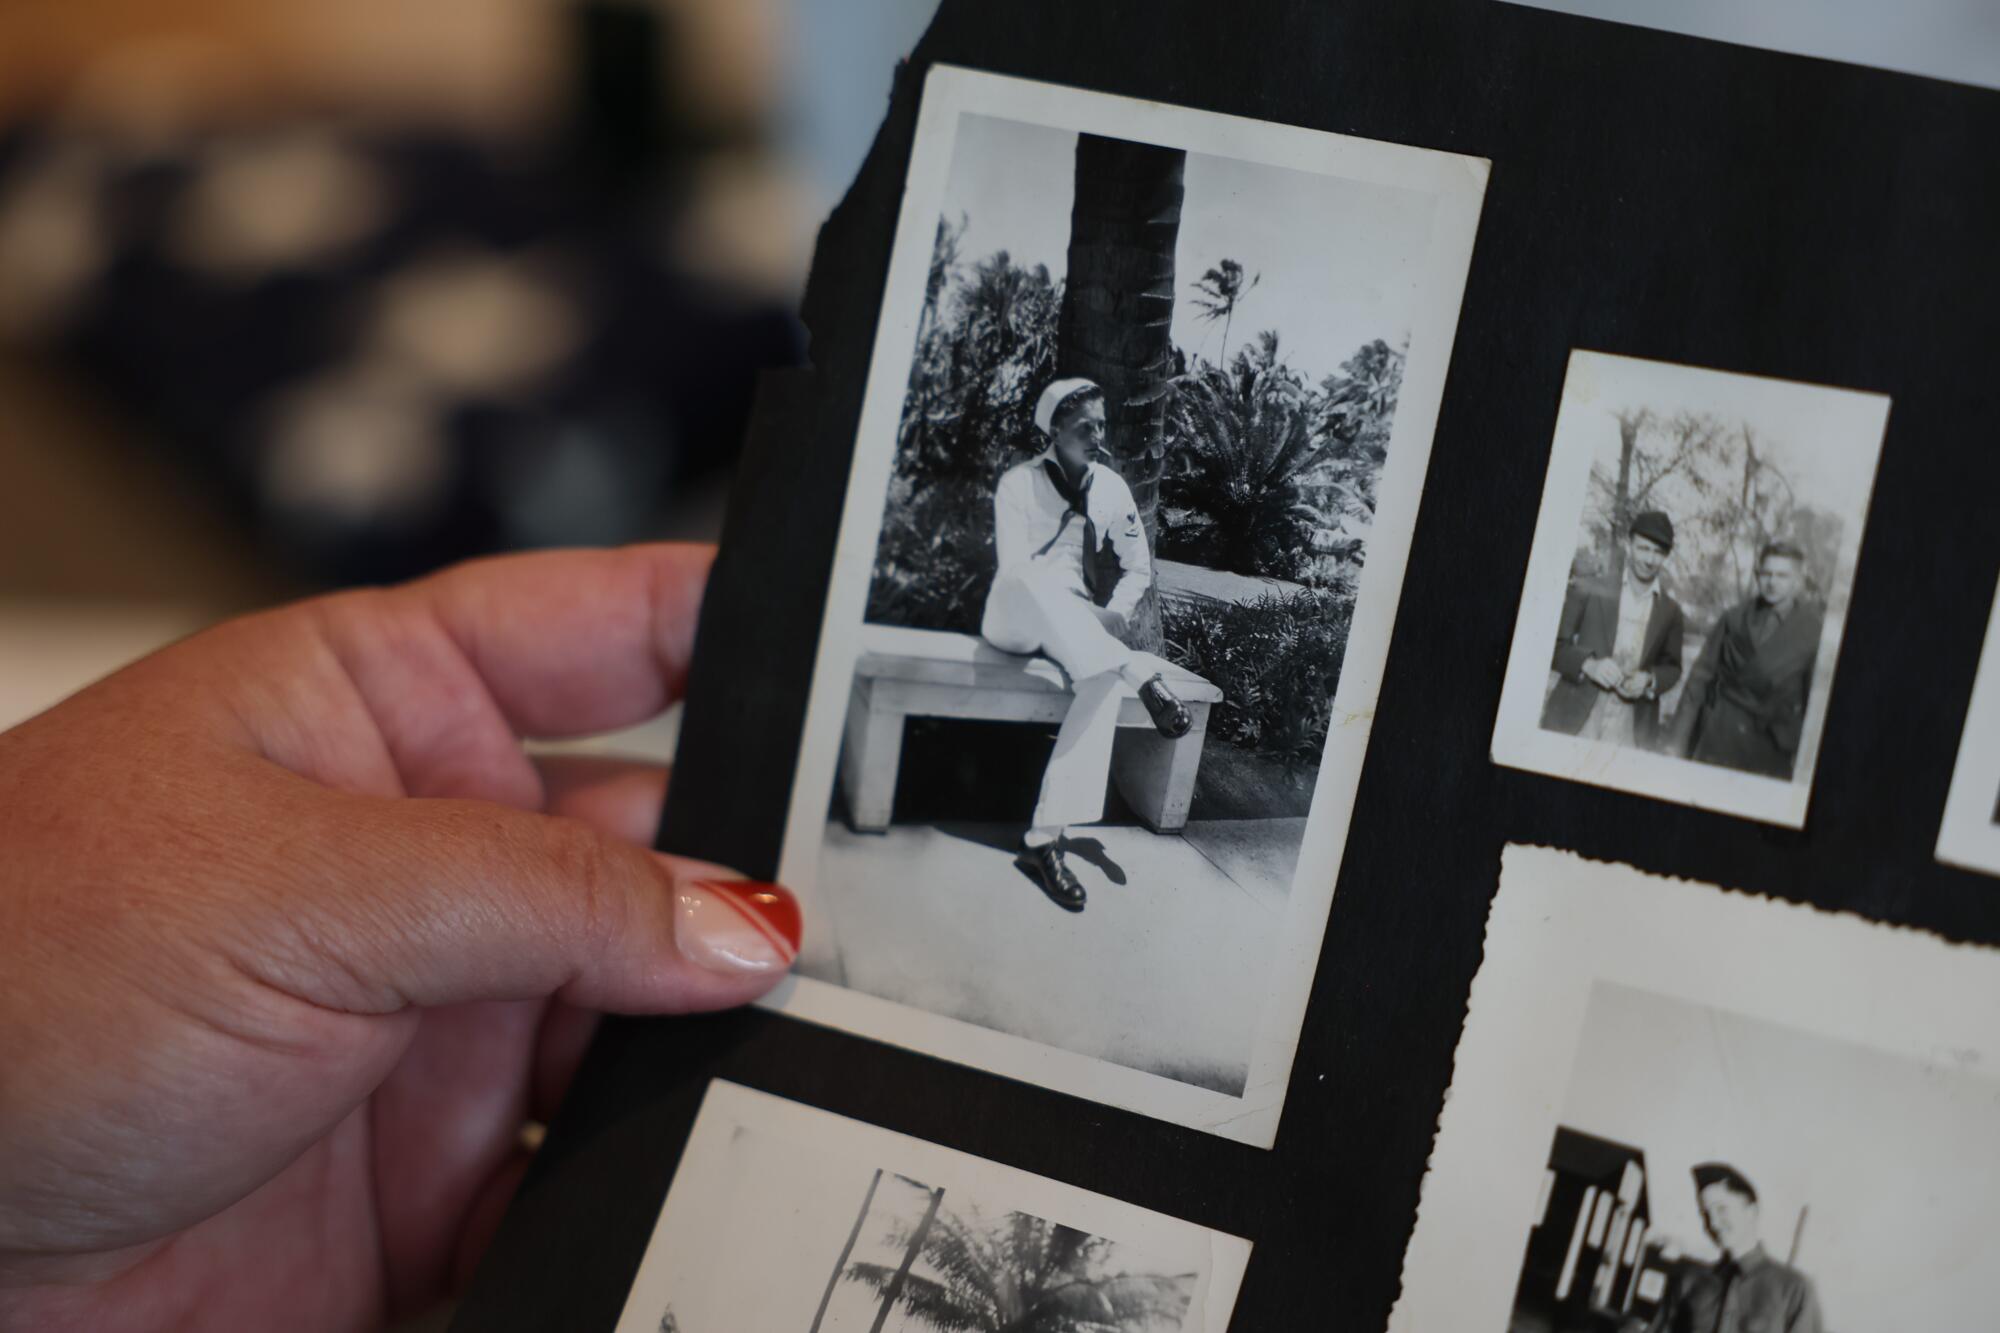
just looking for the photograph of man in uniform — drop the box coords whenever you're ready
[981,378,1192,910]
[1542,510,1685,751]
[1648,1163,1824,1333]
[781,75,1488,1121]
[1676,543,1822,780]
[1419,869,2000,1333]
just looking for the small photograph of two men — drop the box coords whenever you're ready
[1497,351,1889,823]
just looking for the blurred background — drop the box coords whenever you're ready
[0,0,940,735]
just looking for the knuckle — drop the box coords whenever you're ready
[531,814,639,950]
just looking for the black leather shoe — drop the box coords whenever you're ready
[1023,840,1086,912]
[1138,673,1193,739]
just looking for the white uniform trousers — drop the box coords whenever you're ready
[981,564,1143,831]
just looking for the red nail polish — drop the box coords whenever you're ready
[683,880,802,969]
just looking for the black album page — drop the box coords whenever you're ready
[452,3,2000,1330]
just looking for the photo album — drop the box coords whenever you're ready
[451,3,2000,1330]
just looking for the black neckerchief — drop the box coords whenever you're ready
[1034,456,1096,560]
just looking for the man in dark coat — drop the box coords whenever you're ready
[1679,542,1823,779]
[1543,510,1686,751]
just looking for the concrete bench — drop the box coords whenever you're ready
[839,623,1222,835]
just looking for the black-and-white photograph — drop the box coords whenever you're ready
[1492,352,1889,826]
[1388,846,2000,1333]
[767,67,1488,1145]
[1935,573,2000,876]
[1507,984,1997,1333]
[612,1082,1251,1333]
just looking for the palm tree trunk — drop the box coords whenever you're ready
[869,1186,945,1333]
[812,1169,882,1333]
[1057,133,1187,651]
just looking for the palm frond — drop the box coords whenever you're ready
[845,1264,992,1333]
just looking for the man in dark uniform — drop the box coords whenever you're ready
[1679,542,1823,779]
[1650,1163,1824,1333]
[1543,510,1686,751]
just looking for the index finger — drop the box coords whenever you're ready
[411,542,715,739]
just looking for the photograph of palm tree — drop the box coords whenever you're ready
[770,66,1488,1145]
[613,1082,1249,1333]
[819,1176,1195,1333]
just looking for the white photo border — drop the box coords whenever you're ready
[1387,844,2000,1332]
[1490,350,1891,828]
[755,64,1491,1147]
[1936,570,2000,875]
[613,1080,1254,1333]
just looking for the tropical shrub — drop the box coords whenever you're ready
[1163,587,1354,765]
[865,471,994,634]
[1310,335,1404,545]
[867,225,1407,635]
[867,223,1059,632]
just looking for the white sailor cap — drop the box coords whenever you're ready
[1033,377,1102,435]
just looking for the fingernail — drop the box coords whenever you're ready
[675,881,801,975]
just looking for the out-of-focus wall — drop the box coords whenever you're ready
[0,0,939,304]
[783,0,941,218]
[0,0,784,133]
[0,0,560,130]
[0,0,940,628]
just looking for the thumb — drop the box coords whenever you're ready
[246,787,800,1017]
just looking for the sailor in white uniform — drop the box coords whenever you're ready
[983,377,1192,910]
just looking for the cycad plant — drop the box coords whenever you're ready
[1161,341,1335,581]
[846,1206,1194,1333]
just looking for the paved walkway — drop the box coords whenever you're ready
[801,816,1305,1096]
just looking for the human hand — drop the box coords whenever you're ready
[1097,606,1132,637]
[0,545,800,1332]
[1616,670,1654,701]
[1582,657,1624,690]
